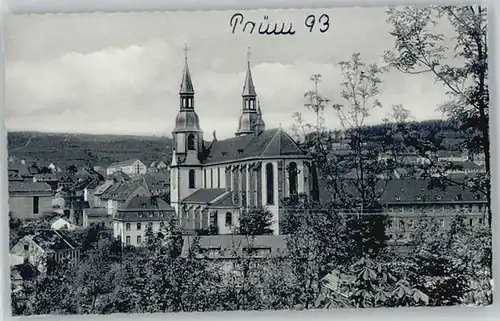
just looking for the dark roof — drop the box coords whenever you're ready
[122,196,173,211]
[141,172,170,191]
[70,200,90,209]
[379,179,486,204]
[182,188,226,204]
[86,208,109,217]
[460,161,483,170]
[208,191,237,208]
[9,181,52,193]
[94,181,114,195]
[318,178,487,205]
[115,196,175,222]
[33,173,58,181]
[8,171,23,181]
[437,150,464,157]
[108,171,131,181]
[13,262,39,280]
[201,128,306,165]
[27,230,77,252]
[100,181,146,201]
[181,235,287,259]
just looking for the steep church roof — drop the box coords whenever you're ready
[183,188,226,204]
[179,46,194,95]
[242,61,256,96]
[242,46,256,97]
[203,127,306,165]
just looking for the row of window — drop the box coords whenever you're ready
[125,235,142,245]
[388,217,485,230]
[125,222,153,231]
[386,204,487,213]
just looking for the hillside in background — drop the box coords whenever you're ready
[7,119,466,169]
[7,131,173,169]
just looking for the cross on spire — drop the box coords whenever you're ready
[183,43,189,61]
[247,46,252,65]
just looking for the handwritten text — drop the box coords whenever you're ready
[229,13,330,35]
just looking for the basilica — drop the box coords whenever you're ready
[169,48,317,235]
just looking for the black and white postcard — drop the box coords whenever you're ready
[5,5,492,315]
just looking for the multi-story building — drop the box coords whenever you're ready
[379,179,488,242]
[106,159,147,177]
[113,195,176,246]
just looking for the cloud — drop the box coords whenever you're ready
[5,8,451,139]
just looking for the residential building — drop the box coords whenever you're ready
[33,173,59,191]
[379,179,488,242]
[436,150,469,163]
[100,181,150,217]
[142,171,170,196]
[83,208,111,228]
[10,230,80,273]
[169,49,316,235]
[106,159,147,177]
[8,181,54,220]
[113,195,176,246]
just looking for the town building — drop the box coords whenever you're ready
[436,150,469,163]
[10,230,80,274]
[113,195,176,246]
[8,181,54,220]
[169,48,316,235]
[343,178,488,243]
[106,159,147,177]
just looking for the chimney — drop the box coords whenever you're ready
[212,130,217,142]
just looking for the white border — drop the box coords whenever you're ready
[0,0,498,321]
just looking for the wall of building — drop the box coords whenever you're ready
[114,220,165,246]
[10,237,46,273]
[9,195,53,220]
[383,203,488,241]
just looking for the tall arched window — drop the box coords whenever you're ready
[187,134,195,150]
[189,169,196,188]
[225,212,232,227]
[289,162,298,196]
[266,163,274,205]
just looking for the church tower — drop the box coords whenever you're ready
[236,47,260,136]
[170,44,203,213]
[172,44,203,163]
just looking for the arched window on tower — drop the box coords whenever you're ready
[266,163,274,205]
[189,169,196,189]
[187,134,195,151]
[288,162,298,196]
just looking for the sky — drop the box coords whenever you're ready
[5,7,454,139]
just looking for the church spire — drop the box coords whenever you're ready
[236,47,261,137]
[179,43,194,95]
[242,46,256,97]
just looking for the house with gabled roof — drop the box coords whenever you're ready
[100,180,150,217]
[106,159,147,177]
[10,230,80,273]
[169,49,317,235]
[9,181,54,220]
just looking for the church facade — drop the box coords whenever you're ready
[169,49,316,235]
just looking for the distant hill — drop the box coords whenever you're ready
[7,119,467,169]
[7,131,173,169]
